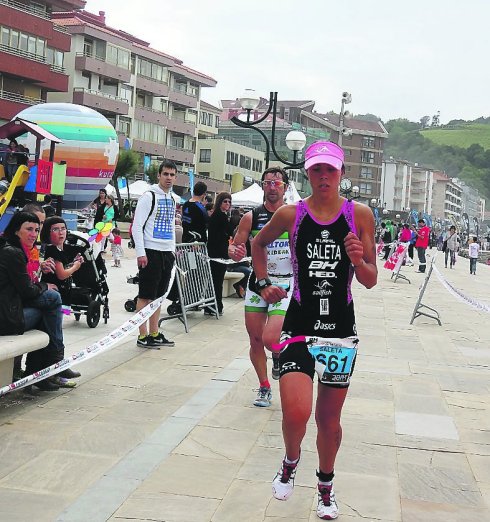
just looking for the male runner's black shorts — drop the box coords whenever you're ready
[138,249,175,300]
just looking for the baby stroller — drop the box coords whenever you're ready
[63,232,110,328]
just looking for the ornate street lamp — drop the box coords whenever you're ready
[231,90,307,169]
[338,91,353,147]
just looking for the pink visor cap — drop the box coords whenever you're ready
[304,141,344,170]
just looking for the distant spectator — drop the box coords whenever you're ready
[205,192,234,316]
[42,195,56,218]
[5,139,19,182]
[182,181,208,243]
[415,219,431,273]
[443,225,460,269]
[469,236,479,275]
[109,227,123,267]
[92,188,107,222]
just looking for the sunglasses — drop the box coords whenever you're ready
[262,180,285,188]
[222,199,232,204]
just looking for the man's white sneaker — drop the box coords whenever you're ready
[317,483,339,520]
[253,386,272,407]
[272,457,299,500]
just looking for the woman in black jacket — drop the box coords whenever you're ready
[206,192,234,315]
[0,212,68,391]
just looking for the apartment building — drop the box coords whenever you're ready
[299,111,388,204]
[198,100,220,139]
[196,137,265,193]
[431,171,462,221]
[48,10,216,193]
[0,0,85,124]
[380,159,412,211]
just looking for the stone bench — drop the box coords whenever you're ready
[0,330,50,388]
[223,271,244,298]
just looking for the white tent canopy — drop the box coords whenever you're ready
[231,183,264,207]
[232,181,302,207]
[104,180,152,199]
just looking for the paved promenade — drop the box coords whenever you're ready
[0,249,489,521]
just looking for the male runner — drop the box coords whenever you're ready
[228,167,292,407]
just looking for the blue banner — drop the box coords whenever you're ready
[188,167,194,192]
[117,177,127,189]
[143,155,151,173]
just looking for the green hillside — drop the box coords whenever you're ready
[421,123,490,150]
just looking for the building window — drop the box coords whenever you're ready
[360,151,375,164]
[226,151,239,166]
[118,117,131,136]
[199,172,210,178]
[362,136,376,148]
[215,115,219,127]
[252,159,263,172]
[225,173,232,181]
[360,182,372,195]
[199,149,211,163]
[344,149,352,156]
[240,155,251,169]
[360,167,373,179]
[346,165,351,172]
[120,84,133,105]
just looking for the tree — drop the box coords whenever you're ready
[146,163,159,184]
[420,115,430,129]
[112,150,139,214]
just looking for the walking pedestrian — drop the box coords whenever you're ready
[469,236,479,275]
[132,160,179,348]
[229,168,292,407]
[415,219,430,273]
[252,141,377,520]
[443,226,459,269]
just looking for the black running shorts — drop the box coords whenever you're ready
[138,249,175,300]
[279,340,357,388]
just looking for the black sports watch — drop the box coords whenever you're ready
[256,278,272,292]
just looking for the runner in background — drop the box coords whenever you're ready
[252,141,377,520]
[229,168,292,408]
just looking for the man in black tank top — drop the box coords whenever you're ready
[252,142,377,520]
[229,168,292,408]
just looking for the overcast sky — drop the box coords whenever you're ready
[85,0,489,124]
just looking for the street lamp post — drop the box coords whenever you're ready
[230,90,307,170]
[338,91,353,147]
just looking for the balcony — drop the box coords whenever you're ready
[75,53,131,83]
[135,75,169,97]
[0,90,44,119]
[0,46,68,91]
[168,88,198,109]
[165,145,194,164]
[72,88,129,115]
[166,117,196,136]
[134,106,168,126]
[131,139,166,156]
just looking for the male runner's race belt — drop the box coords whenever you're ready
[270,275,292,292]
[305,336,358,385]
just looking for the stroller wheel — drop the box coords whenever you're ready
[167,302,181,316]
[86,301,101,328]
[125,299,136,312]
[74,313,81,322]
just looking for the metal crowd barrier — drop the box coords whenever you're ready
[159,242,218,332]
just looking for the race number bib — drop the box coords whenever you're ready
[271,276,291,291]
[305,336,358,385]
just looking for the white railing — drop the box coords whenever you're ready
[0,90,44,105]
[0,0,49,19]
[73,87,127,104]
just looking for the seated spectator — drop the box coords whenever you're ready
[0,212,79,391]
[40,216,84,304]
[227,260,251,298]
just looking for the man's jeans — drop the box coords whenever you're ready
[417,247,427,272]
[23,289,65,374]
